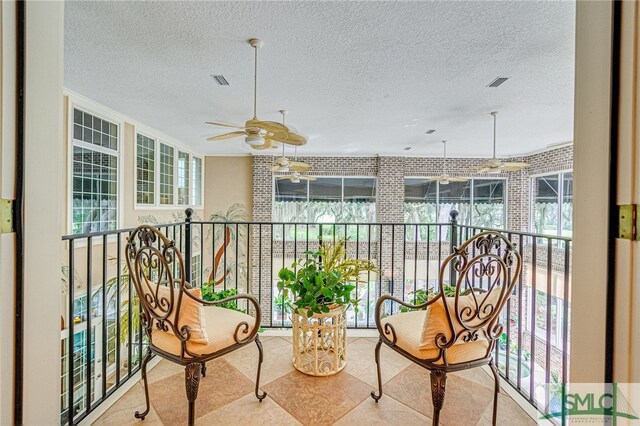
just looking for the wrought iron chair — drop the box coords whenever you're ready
[371,231,521,425]
[125,225,266,426]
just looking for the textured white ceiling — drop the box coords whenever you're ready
[64,1,575,157]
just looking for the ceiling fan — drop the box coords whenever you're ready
[427,140,469,185]
[277,170,317,184]
[467,112,529,173]
[205,38,307,149]
[271,111,311,172]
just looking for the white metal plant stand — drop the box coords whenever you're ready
[291,305,347,376]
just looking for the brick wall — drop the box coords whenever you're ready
[251,145,573,320]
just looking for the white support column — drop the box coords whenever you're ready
[571,0,613,383]
[23,1,64,424]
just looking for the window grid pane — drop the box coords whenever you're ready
[72,108,118,150]
[191,157,202,206]
[177,151,190,205]
[136,134,155,205]
[72,145,118,234]
[160,143,175,205]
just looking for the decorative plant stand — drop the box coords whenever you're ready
[291,305,347,376]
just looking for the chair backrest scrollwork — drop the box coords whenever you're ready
[125,225,189,342]
[435,231,522,354]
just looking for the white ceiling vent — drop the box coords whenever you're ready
[425,129,436,134]
[488,77,509,87]
[211,74,229,85]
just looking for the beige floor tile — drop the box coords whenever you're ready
[263,370,373,425]
[151,358,254,426]
[93,383,163,426]
[476,394,537,426]
[384,364,493,425]
[146,359,185,384]
[223,336,294,385]
[343,338,412,388]
[334,394,430,425]
[196,392,302,426]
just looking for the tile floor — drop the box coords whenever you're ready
[94,336,536,426]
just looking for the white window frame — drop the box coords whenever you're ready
[67,97,123,236]
[403,176,508,228]
[529,169,573,236]
[272,175,378,222]
[132,125,205,210]
[134,131,157,206]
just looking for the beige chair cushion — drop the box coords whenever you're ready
[381,310,489,365]
[154,286,208,344]
[152,306,256,357]
[419,286,503,349]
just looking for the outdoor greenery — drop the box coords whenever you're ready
[277,239,380,317]
[201,281,244,312]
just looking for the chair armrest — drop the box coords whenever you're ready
[374,294,440,345]
[184,291,262,344]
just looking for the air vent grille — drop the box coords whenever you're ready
[211,74,229,86]
[488,77,509,88]
[425,129,436,134]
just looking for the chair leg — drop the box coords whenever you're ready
[489,361,500,426]
[254,336,267,401]
[134,349,152,420]
[430,370,447,426]
[371,337,383,402]
[185,362,202,426]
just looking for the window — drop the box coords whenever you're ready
[273,177,377,223]
[524,288,564,348]
[177,151,190,206]
[191,156,203,206]
[531,171,573,237]
[136,134,155,205]
[404,178,505,230]
[134,135,203,208]
[159,143,175,205]
[191,252,202,286]
[71,108,119,234]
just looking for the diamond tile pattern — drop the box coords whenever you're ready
[93,336,535,425]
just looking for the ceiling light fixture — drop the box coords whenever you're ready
[487,77,509,88]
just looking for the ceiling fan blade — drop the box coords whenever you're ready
[277,175,295,180]
[270,164,284,172]
[448,177,469,182]
[289,161,310,172]
[299,176,317,181]
[426,177,443,181]
[477,167,495,173]
[246,119,287,133]
[206,131,247,141]
[205,121,246,129]
[501,162,530,167]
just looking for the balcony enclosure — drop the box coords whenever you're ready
[61,203,571,425]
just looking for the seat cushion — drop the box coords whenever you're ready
[154,286,208,344]
[381,310,489,365]
[152,306,256,358]
[419,286,503,349]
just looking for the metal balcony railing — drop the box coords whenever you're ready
[60,210,571,425]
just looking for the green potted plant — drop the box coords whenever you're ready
[277,239,380,317]
[277,239,379,376]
